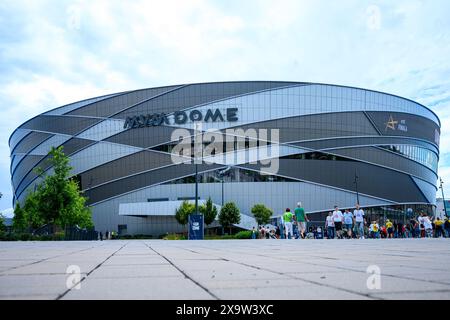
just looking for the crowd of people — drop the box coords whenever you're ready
[326,205,450,239]
[250,202,450,240]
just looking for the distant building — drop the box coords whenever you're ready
[3,217,13,233]
[436,198,450,219]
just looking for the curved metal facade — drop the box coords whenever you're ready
[9,81,441,235]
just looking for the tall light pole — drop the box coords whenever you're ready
[218,167,231,207]
[440,177,448,217]
[195,163,199,214]
[354,170,360,205]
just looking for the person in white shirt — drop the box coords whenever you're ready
[417,214,425,238]
[369,221,380,239]
[422,215,433,238]
[325,212,335,239]
[353,204,365,239]
[332,206,343,239]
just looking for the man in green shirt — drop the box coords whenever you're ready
[295,202,309,239]
[283,208,293,239]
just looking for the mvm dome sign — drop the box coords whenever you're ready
[123,108,238,129]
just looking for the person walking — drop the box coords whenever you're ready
[294,202,309,239]
[434,218,444,238]
[369,221,380,239]
[444,217,450,238]
[386,219,394,238]
[423,214,433,238]
[343,209,354,238]
[325,212,335,239]
[353,204,365,239]
[283,208,293,239]
[332,206,343,239]
[283,208,294,239]
[397,221,404,238]
[418,213,425,238]
[251,227,257,239]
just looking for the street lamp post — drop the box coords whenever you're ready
[193,122,202,216]
[195,163,198,214]
[440,177,448,218]
[354,171,360,205]
[221,178,224,206]
[218,166,230,207]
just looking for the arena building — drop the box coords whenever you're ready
[9,81,441,235]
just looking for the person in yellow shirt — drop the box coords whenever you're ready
[434,217,444,238]
[386,219,394,238]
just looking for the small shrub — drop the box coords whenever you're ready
[53,232,65,241]
[120,234,133,239]
[38,235,53,241]
[234,230,252,239]
[133,234,153,239]
[19,233,32,241]
[163,233,187,240]
[204,234,236,240]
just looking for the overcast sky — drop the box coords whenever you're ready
[1,0,449,217]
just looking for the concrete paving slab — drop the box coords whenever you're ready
[102,256,169,266]
[61,276,214,300]
[1,239,449,300]
[369,290,450,300]
[0,274,86,298]
[4,261,99,275]
[89,264,183,278]
[291,270,450,295]
[210,284,371,300]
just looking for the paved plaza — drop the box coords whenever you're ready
[0,239,450,300]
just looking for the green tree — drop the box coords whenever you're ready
[13,191,44,232]
[251,204,273,226]
[0,213,6,232]
[175,200,195,226]
[199,197,218,226]
[14,146,93,232]
[58,180,93,228]
[219,202,240,235]
[35,146,93,229]
[13,202,28,232]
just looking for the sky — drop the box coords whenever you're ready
[1,0,450,217]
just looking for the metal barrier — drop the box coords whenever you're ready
[65,226,98,241]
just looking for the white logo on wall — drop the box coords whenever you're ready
[385,115,407,132]
[193,222,200,231]
[397,120,408,132]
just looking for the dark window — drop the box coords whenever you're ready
[147,198,169,202]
